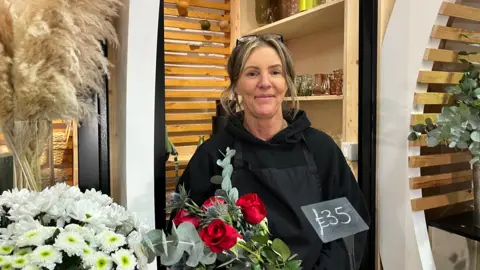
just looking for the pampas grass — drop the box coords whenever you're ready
[0,0,121,191]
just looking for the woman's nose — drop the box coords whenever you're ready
[257,73,272,89]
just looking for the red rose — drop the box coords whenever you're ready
[236,193,267,225]
[202,196,225,211]
[172,209,200,229]
[199,219,241,252]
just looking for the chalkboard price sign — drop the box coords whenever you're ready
[301,197,369,243]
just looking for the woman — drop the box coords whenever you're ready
[172,33,370,269]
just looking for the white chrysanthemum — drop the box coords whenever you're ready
[90,252,113,270]
[64,224,97,247]
[0,255,12,267]
[103,203,129,228]
[45,197,75,228]
[16,228,53,248]
[79,245,96,267]
[84,189,113,207]
[126,231,148,270]
[96,231,126,253]
[66,199,108,231]
[22,265,40,270]
[13,247,33,257]
[53,231,87,257]
[0,242,14,255]
[11,254,29,268]
[29,245,62,270]
[112,249,137,270]
[6,217,43,238]
[0,188,30,208]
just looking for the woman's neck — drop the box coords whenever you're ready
[243,113,286,141]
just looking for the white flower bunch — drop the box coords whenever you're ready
[0,183,150,270]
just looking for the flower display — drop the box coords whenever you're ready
[143,147,302,269]
[0,183,150,270]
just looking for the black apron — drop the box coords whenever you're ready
[231,137,329,269]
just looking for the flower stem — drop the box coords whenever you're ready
[236,242,264,264]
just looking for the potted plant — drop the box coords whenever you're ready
[408,51,480,226]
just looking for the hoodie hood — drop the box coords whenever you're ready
[225,109,311,146]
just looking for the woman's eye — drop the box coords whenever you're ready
[246,72,258,77]
[272,70,282,75]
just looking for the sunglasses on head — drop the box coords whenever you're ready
[236,34,284,46]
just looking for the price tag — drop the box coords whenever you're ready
[301,197,369,243]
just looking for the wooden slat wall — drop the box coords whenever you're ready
[164,0,231,192]
[409,2,480,217]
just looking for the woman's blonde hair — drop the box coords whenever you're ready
[220,34,299,118]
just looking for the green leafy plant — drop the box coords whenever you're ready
[408,48,480,164]
[166,126,180,181]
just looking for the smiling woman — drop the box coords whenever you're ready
[170,33,371,269]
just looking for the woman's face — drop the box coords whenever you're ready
[236,46,287,120]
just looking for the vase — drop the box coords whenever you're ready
[7,120,54,191]
[255,0,272,25]
[473,163,480,227]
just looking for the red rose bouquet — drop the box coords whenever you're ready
[142,147,302,269]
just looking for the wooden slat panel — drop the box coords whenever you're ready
[166,112,215,121]
[411,189,473,211]
[409,134,427,147]
[165,32,230,44]
[164,20,228,32]
[166,102,216,110]
[164,8,230,21]
[410,113,438,126]
[439,2,480,22]
[413,92,454,105]
[165,90,221,98]
[431,25,480,44]
[167,160,188,170]
[168,124,212,133]
[165,44,230,55]
[166,169,185,178]
[165,67,228,76]
[170,135,211,144]
[408,152,471,168]
[410,170,472,189]
[164,0,230,10]
[165,55,227,65]
[165,79,229,87]
[417,70,463,84]
[424,48,480,63]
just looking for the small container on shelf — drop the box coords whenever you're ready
[255,0,274,25]
[328,69,343,95]
[313,73,330,95]
[280,0,299,19]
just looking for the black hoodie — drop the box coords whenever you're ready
[173,110,370,269]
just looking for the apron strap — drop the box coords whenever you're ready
[301,135,319,175]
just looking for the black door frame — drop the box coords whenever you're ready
[153,0,379,268]
[78,43,111,195]
[358,0,378,269]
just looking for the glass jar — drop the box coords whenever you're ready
[281,0,299,19]
[255,0,272,25]
[313,73,330,95]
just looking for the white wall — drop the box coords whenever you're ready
[378,0,454,269]
[113,0,160,269]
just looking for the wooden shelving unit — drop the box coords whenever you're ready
[232,0,359,175]
[246,0,345,40]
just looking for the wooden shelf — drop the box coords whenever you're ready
[246,0,345,40]
[285,95,343,101]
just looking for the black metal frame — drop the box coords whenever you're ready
[78,43,111,195]
[358,0,378,269]
[154,1,167,268]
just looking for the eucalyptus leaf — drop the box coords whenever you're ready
[471,131,480,142]
[471,156,480,165]
[449,141,457,148]
[457,140,469,149]
[412,124,426,133]
[426,135,440,147]
[210,175,223,185]
[160,235,185,266]
[470,142,480,156]
[408,132,419,141]
[200,248,217,265]
[229,188,239,202]
[185,242,204,267]
[272,239,291,262]
[221,176,233,192]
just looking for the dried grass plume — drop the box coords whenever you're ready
[0,0,122,190]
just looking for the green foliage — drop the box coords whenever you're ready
[408,53,480,164]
